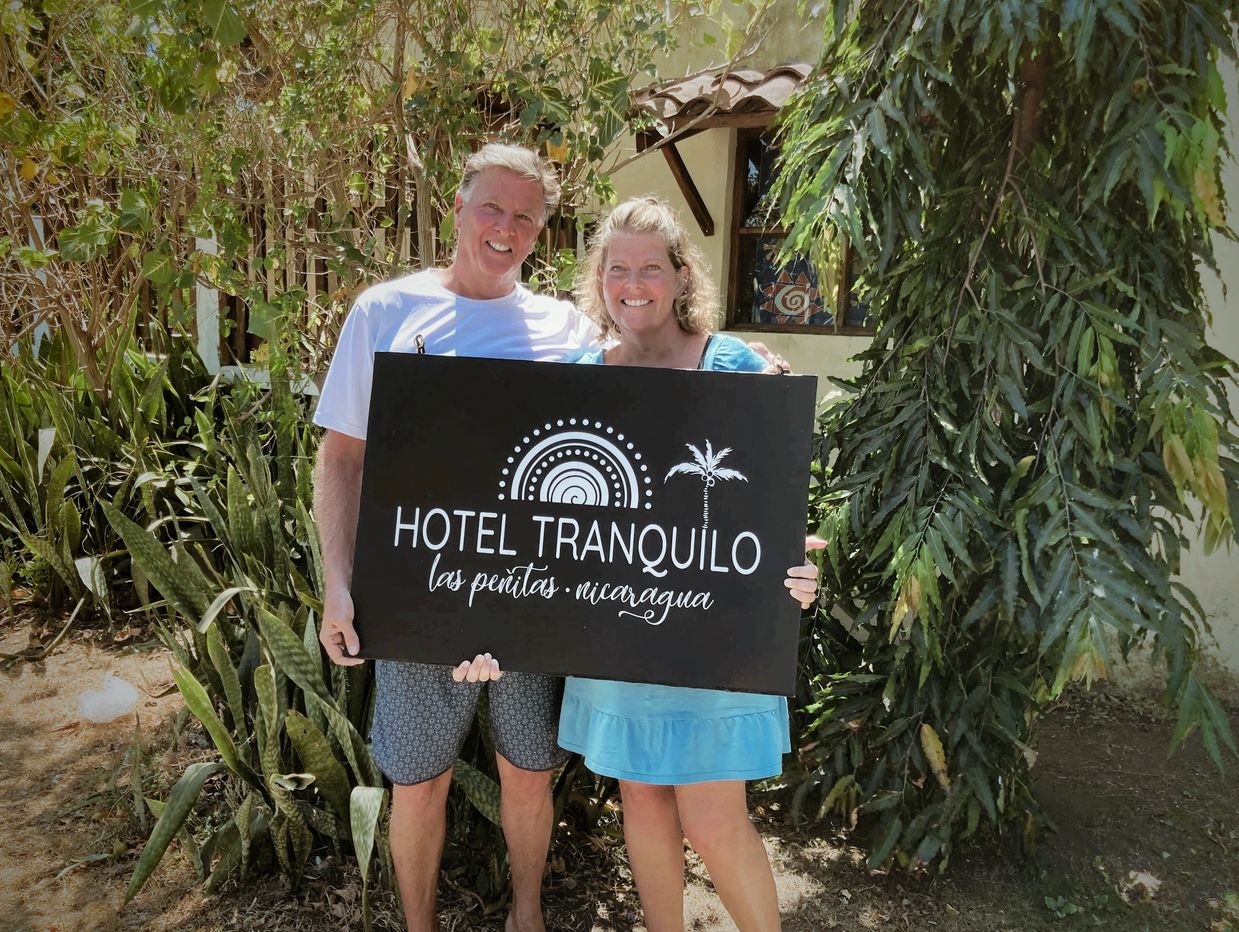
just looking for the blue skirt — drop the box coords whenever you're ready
[558,676,790,784]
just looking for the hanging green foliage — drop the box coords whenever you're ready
[777,0,1239,870]
[3,0,728,380]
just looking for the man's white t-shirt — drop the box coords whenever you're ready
[313,269,597,440]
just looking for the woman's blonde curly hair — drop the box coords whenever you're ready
[576,197,720,340]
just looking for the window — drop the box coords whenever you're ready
[726,129,871,334]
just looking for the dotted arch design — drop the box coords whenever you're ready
[498,420,653,510]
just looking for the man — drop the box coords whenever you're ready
[312,143,595,932]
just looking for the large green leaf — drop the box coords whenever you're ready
[311,691,381,788]
[101,501,213,620]
[200,0,247,46]
[74,555,108,605]
[57,217,113,262]
[36,427,54,479]
[226,466,257,558]
[452,758,502,826]
[285,709,352,822]
[196,585,256,634]
[206,621,250,753]
[203,822,242,893]
[254,663,283,780]
[140,249,174,286]
[234,792,266,877]
[350,785,386,932]
[43,454,74,542]
[173,665,263,791]
[255,605,329,700]
[125,762,223,902]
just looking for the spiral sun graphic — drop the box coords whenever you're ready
[758,269,821,325]
[499,419,653,510]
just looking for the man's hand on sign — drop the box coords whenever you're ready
[452,653,502,683]
[785,536,827,609]
[747,341,793,375]
[320,586,366,666]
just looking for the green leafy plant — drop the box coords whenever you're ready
[93,336,618,914]
[1043,890,1109,921]
[1043,894,1079,919]
[4,0,733,381]
[97,348,387,904]
[778,0,1239,870]
[0,328,212,617]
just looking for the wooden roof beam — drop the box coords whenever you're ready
[637,130,714,237]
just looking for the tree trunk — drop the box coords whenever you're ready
[1013,40,1049,161]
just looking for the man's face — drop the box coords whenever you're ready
[453,167,546,296]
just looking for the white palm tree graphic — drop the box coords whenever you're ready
[664,440,748,529]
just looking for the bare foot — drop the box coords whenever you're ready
[505,911,547,932]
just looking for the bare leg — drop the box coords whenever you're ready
[677,781,780,932]
[619,779,686,932]
[390,769,454,932]
[496,753,554,932]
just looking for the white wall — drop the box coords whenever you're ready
[1178,56,1239,679]
[611,129,735,299]
[650,2,823,77]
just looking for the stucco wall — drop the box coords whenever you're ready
[648,2,824,77]
[609,130,735,302]
[1177,57,1239,679]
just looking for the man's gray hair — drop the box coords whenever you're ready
[458,143,561,218]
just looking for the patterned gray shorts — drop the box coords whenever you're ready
[370,660,570,785]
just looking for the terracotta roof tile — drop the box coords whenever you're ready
[633,63,812,128]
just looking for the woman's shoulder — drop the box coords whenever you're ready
[704,333,768,373]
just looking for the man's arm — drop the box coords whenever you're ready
[314,427,501,679]
[746,341,793,374]
[314,429,367,666]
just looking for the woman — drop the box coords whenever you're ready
[556,197,821,932]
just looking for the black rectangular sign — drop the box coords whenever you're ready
[350,353,817,695]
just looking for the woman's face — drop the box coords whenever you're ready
[601,232,687,336]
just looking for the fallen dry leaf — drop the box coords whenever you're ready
[1123,870,1163,903]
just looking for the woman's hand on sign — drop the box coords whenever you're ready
[452,652,502,683]
[320,586,366,666]
[785,536,827,609]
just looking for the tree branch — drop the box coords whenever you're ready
[1012,41,1049,162]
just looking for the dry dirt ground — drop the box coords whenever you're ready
[2,609,1237,932]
